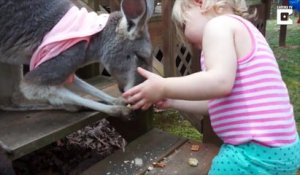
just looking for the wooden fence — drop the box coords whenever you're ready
[75,0,271,80]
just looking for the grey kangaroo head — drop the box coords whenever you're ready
[97,0,154,92]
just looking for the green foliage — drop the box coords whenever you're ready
[153,111,202,141]
[265,17,300,127]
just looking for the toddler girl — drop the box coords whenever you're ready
[123,0,300,174]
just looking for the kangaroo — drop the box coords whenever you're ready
[0,0,154,117]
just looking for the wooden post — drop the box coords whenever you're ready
[202,115,223,146]
[76,64,100,79]
[262,0,272,19]
[88,0,100,11]
[108,109,154,142]
[279,0,289,47]
[109,0,120,12]
[162,0,176,77]
[190,48,201,73]
[279,26,287,47]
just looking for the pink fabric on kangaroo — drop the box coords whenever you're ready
[30,6,109,83]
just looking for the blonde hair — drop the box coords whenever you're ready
[172,0,253,45]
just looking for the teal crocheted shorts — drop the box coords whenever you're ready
[209,137,300,175]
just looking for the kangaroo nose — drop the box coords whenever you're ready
[118,86,125,93]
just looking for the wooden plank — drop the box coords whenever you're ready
[109,0,120,12]
[191,48,201,73]
[202,115,223,146]
[108,108,154,142]
[149,16,164,48]
[279,0,289,47]
[0,76,119,160]
[88,0,100,11]
[81,129,188,175]
[180,112,204,133]
[262,0,272,19]
[152,57,164,76]
[70,0,94,11]
[88,76,117,94]
[162,0,176,77]
[145,141,219,175]
[246,0,262,5]
[0,63,22,105]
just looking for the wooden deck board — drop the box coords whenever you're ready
[81,129,219,175]
[144,140,219,175]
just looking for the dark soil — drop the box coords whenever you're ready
[13,119,126,175]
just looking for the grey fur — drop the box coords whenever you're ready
[0,0,154,116]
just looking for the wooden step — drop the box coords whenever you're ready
[0,110,105,160]
[81,129,219,175]
[0,76,119,160]
[80,128,188,175]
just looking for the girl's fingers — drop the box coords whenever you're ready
[154,99,170,109]
[154,102,165,109]
[154,101,163,107]
[123,67,154,98]
[122,85,141,98]
[137,67,153,79]
[132,99,146,110]
[141,103,152,110]
[132,99,153,111]
[127,93,142,104]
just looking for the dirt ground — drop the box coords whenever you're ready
[13,119,126,175]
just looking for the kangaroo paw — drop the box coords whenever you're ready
[109,105,133,120]
[112,97,127,106]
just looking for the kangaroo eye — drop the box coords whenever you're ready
[182,23,186,32]
[126,55,131,59]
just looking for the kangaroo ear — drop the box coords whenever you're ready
[120,0,154,39]
[121,0,146,20]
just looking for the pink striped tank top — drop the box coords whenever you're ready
[201,15,298,147]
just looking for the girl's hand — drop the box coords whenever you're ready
[122,67,165,110]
